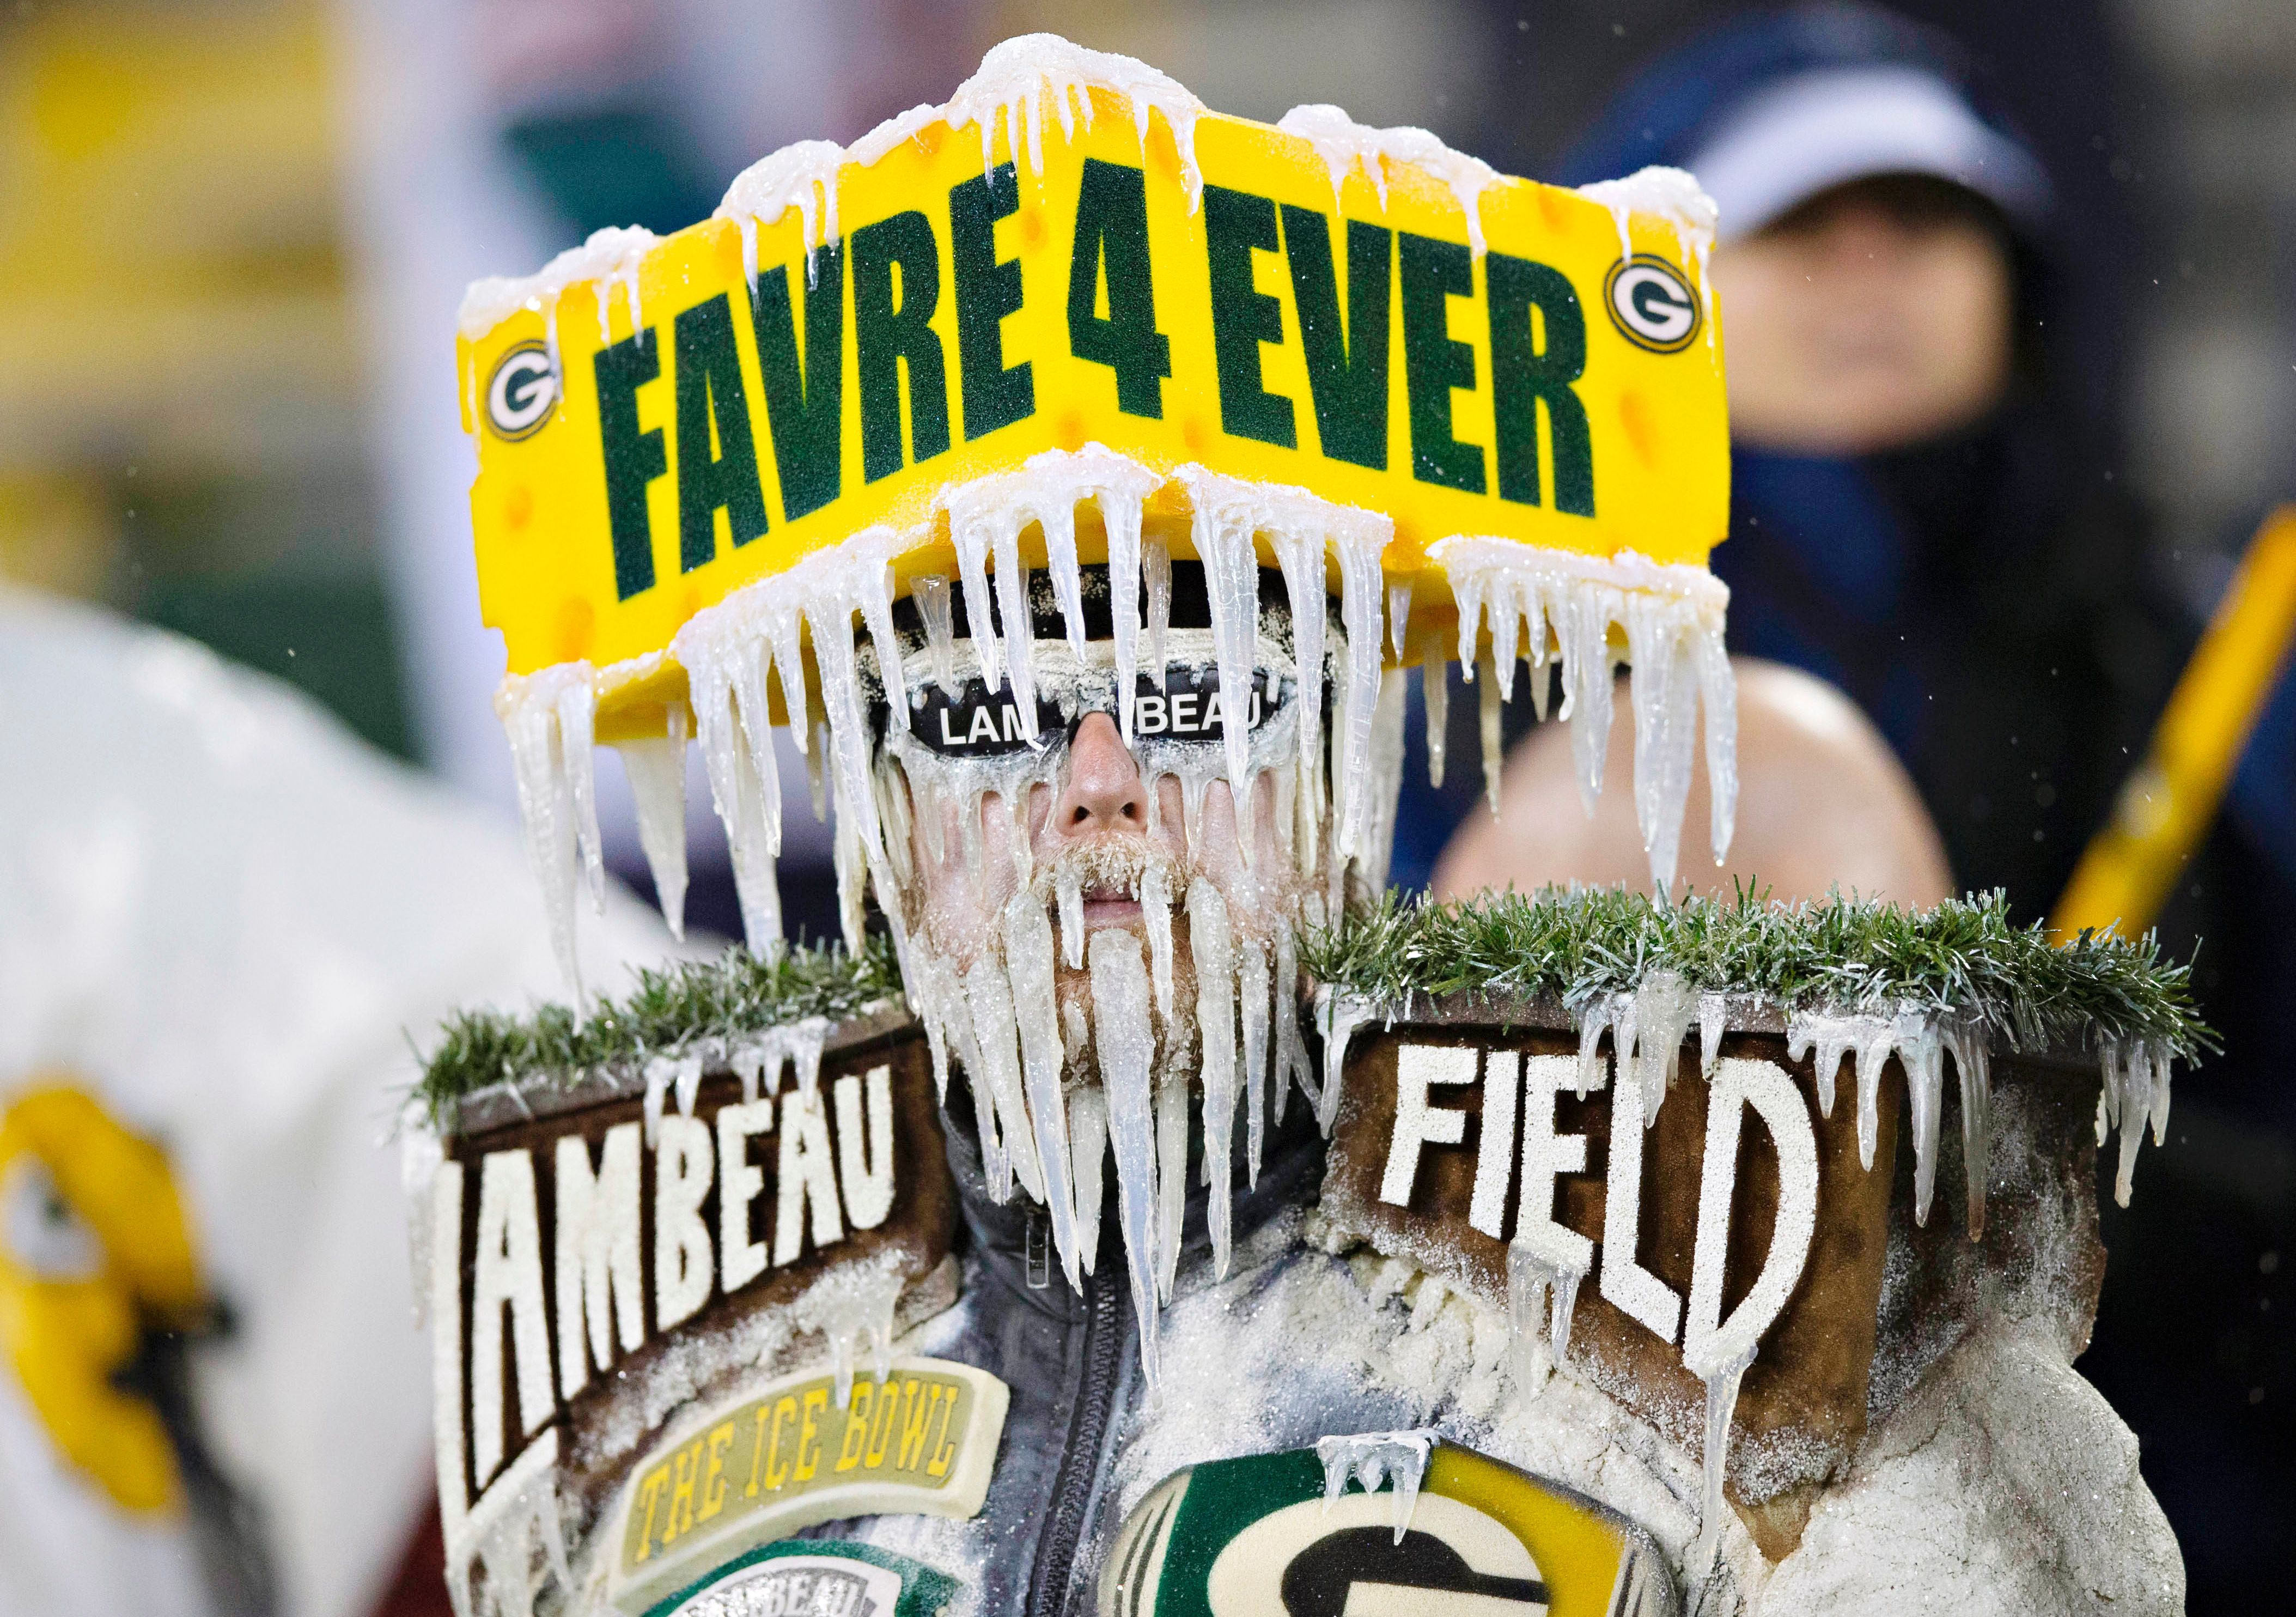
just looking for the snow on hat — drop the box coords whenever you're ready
[1556,3,2051,241]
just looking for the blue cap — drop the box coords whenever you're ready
[1556,4,2050,241]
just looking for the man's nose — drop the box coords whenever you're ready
[1051,712,1147,833]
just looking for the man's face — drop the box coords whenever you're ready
[888,612,1314,1007]
[1712,174,2015,455]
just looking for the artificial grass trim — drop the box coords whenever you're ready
[416,886,2213,1120]
[416,934,901,1121]
[1301,886,2215,1063]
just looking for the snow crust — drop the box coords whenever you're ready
[945,34,1207,206]
[1575,166,1720,309]
[458,226,657,356]
[1276,105,1504,257]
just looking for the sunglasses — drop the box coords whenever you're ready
[868,561,1325,767]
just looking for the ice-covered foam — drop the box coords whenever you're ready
[945,33,1207,206]
[1433,536,1734,895]
[715,139,845,293]
[1574,166,1719,315]
[790,1250,907,1408]
[1276,105,1504,258]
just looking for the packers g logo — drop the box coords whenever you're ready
[1604,256,1702,354]
[1102,1444,1676,1617]
[486,341,559,440]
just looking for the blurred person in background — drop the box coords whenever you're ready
[1405,2,2186,920]
[1429,3,2288,1604]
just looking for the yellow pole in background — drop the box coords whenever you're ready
[2051,506,2296,941]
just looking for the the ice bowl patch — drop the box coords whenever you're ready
[643,1541,955,1617]
[1100,1443,1674,1617]
[607,1357,1007,1614]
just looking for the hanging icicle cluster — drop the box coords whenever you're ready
[490,445,1733,1390]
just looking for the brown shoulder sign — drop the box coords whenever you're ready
[423,1019,955,1610]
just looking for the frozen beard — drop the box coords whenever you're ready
[864,561,1405,1383]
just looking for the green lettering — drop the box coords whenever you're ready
[672,294,768,573]
[1280,205,1389,470]
[1203,184,1295,449]
[1399,232,1484,494]
[949,162,1034,441]
[1067,159,1171,417]
[595,329,665,599]
[1488,254,1594,516]
[851,211,950,483]
[750,244,844,521]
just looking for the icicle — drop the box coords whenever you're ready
[1269,527,1329,831]
[1623,970,1698,1127]
[964,957,1046,1202]
[1271,916,1313,1162]
[1549,1267,1584,1367]
[1178,470,1267,817]
[1688,1348,1754,1577]
[495,664,604,1006]
[1238,934,1272,1178]
[1941,1018,1995,1236]
[1187,880,1240,1247]
[1506,1243,1555,1393]
[913,574,961,696]
[791,1253,905,1409]
[1056,866,1086,969]
[1387,579,1412,661]
[1786,1010,1891,1121]
[1427,536,1733,889]
[1696,628,1739,865]
[1317,990,1375,1135]
[1089,929,1162,1384]
[1143,535,1172,692]
[1141,864,1177,1018]
[1333,520,1390,864]
[1574,994,1619,1098]
[615,707,690,939]
[1898,1011,1949,1227]
[1070,1084,1109,1274]
[1004,893,1080,1285]
[1853,1024,1895,1171]
[1477,653,1505,816]
[2097,1036,2173,1208]
[1315,1430,1439,1545]
[1422,659,1448,790]
[1622,592,1701,895]
[1155,1070,1189,1303]
[805,719,832,820]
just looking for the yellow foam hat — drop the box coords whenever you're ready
[458,34,1736,978]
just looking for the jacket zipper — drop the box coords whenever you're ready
[1027,1259,1123,1617]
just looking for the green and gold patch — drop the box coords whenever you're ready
[1101,1443,1673,1617]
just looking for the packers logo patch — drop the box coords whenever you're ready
[643,1541,955,1617]
[1100,1444,1674,1617]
